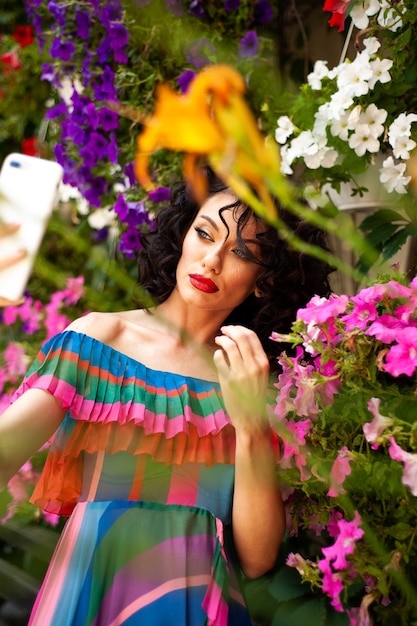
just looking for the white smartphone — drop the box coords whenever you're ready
[0,153,64,302]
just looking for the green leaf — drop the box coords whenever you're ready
[268,566,310,603]
[271,596,327,626]
[360,209,407,230]
[387,522,413,541]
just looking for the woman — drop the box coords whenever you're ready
[0,168,332,625]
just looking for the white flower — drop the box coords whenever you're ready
[388,113,417,146]
[350,0,381,29]
[392,136,416,160]
[275,115,295,144]
[279,145,294,175]
[330,111,350,141]
[88,207,118,230]
[359,103,387,138]
[313,104,332,137]
[380,156,411,193]
[337,55,372,98]
[307,60,329,90]
[377,0,404,31]
[305,146,338,169]
[329,90,353,118]
[368,57,393,89]
[289,130,319,158]
[347,105,362,129]
[348,123,380,156]
[362,36,381,56]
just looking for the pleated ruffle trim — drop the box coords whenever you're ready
[11,330,279,515]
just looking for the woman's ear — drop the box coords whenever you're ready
[254,287,263,298]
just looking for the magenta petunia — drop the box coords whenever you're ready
[388,437,417,496]
[327,446,354,497]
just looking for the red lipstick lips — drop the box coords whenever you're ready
[189,274,219,293]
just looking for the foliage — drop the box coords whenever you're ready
[275,0,417,271]
[269,270,417,625]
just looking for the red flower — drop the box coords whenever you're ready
[12,25,34,48]
[22,137,39,156]
[1,50,21,71]
[323,0,355,32]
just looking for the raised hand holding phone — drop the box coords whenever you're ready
[0,153,64,304]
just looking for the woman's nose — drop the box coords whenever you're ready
[201,244,223,273]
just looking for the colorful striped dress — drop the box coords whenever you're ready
[11,329,265,626]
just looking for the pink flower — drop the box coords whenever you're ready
[318,557,344,611]
[363,398,393,447]
[3,342,29,383]
[388,436,417,496]
[365,314,407,344]
[278,417,312,481]
[286,552,312,574]
[322,511,364,570]
[275,347,321,419]
[62,276,85,304]
[328,446,354,497]
[297,293,349,325]
[341,297,378,331]
[383,327,417,376]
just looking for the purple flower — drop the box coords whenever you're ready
[41,63,62,88]
[124,163,136,187]
[185,38,215,69]
[88,132,109,159]
[67,122,87,146]
[75,11,91,39]
[99,107,119,131]
[165,0,183,16]
[253,0,273,25]
[189,0,205,19]
[225,0,240,10]
[79,144,98,168]
[120,226,142,257]
[100,3,123,22]
[177,69,196,93]
[96,37,112,64]
[84,177,108,207]
[107,134,119,164]
[93,66,117,101]
[109,24,129,47]
[239,30,259,57]
[85,102,100,130]
[47,1,67,27]
[50,37,76,62]
[148,187,171,203]
[114,194,129,221]
[46,101,67,120]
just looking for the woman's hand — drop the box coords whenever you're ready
[0,222,26,307]
[213,324,270,433]
[214,324,285,579]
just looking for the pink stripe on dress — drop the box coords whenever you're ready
[28,502,88,625]
[107,575,219,626]
[166,463,200,506]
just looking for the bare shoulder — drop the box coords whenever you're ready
[65,311,128,344]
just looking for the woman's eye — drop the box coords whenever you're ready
[233,248,250,260]
[194,227,211,240]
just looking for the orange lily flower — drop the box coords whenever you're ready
[135,64,283,222]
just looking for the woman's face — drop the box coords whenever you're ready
[175,191,265,315]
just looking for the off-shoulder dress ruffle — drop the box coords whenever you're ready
[12,330,257,626]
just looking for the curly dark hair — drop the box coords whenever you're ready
[137,168,334,372]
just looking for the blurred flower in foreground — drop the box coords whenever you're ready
[135,64,283,221]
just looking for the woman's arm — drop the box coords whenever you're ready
[0,389,66,490]
[214,324,285,579]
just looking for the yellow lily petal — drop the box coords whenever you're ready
[135,65,246,190]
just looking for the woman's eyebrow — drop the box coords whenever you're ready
[199,214,219,230]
